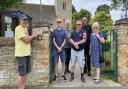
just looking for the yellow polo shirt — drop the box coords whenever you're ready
[15,25,31,57]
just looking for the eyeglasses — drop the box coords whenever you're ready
[93,27,99,28]
[57,21,62,23]
[82,19,87,21]
[76,24,81,25]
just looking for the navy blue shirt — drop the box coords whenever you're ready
[53,28,66,49]
[70,29,86,51]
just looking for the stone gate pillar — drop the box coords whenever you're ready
[27,27,50,86]
[115,19,128,85]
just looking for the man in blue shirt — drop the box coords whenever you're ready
[70,20,87,82]
[64,20,72,74]
[53,18,67,80]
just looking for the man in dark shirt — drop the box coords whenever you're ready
[53,18,67,80]
[69,20,87,82]
[81,17,92,76]
[64,20,72,74]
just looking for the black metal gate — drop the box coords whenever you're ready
[101,29,118,82]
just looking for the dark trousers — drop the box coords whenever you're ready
[84,46,91,73]
[65,48,71,71]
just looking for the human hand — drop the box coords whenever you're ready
[92,33,95,35]
[58,47,62,52]
[74,42,79,49]
[32,33,38,38]
[95,33,100,38]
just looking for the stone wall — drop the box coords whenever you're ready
[0,27,50,87]
[0,37,17,86]
[115,19,128,85]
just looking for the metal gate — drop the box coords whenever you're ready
[101,29,118,82]
[49,29,118,82]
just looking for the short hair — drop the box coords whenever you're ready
[92,22,100,28]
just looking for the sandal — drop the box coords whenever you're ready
[92,77,96,80]
[95,79,101,84]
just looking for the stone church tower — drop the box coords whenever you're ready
[54,0,72,22]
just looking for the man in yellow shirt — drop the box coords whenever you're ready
[15,14,37,89]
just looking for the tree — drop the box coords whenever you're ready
[0,0,25,11]
[0,0,25,36]
[109,0,128,18]
[72,5,76,14]
[79,9,91,21]
[109,0,128,9]
[72,12,79,29]
[91,11,113,30]
[72,9,91,29]
[95,4,110,14]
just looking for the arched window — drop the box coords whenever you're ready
[63,0,66,10]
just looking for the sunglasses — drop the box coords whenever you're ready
[23,19,28,21]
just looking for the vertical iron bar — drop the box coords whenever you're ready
[40,0,42,27]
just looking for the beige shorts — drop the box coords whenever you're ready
[71,49,85,68]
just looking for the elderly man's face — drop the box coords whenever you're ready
[56,21,62,28]
[20,19,28,27]
[76,22,82,30]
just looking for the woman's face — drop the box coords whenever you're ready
[92,26,99,33]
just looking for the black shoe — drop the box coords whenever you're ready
[81,74,85,83]
[69,73,74,81]
[84,70,87,74]
[62,75,67,80]
[67,70,71,73]
[64,71,66,74]
[54,75,58,81]
[87,72,91,76]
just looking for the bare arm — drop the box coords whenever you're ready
[53,38,59,50]
[77,32,87,45]
[61,39,66,49]
[96,33,105,44]
[77,39,86,45]
[70,38,75,46]
[98,36,105,44]
[21,34,36,44]
[70,38,79,49]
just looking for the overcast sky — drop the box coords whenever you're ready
[26,0,122,22]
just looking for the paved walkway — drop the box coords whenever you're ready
[1,61,122,89]
[49,61,122,87]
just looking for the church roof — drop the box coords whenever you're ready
[10,3,56,24]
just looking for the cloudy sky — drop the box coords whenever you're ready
[26,0,122,22]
